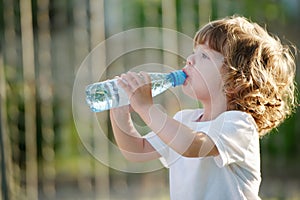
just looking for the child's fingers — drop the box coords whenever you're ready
[122,72,137,88]
[117,72,139,96]
[117,75,129,90]
[140,71,151,84]
[121,72,145,91]
[117,72,150,96]
[131,72,145,85]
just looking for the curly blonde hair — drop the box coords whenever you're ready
[194,16,297,136]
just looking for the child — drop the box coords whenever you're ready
[109,15,297,199]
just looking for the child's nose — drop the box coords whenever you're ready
[186,55,194,66]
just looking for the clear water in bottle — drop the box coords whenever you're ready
[85,70,186,112]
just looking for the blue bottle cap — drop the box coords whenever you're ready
[169,70,187,87]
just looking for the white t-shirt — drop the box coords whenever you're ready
[145,109,261,200]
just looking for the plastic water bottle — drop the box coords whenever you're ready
[85,70,187,112]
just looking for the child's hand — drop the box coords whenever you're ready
[109,75,134,115]
[117,71,153,115]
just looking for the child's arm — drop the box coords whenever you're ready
[110,106,161,162]
[141,104,218,157]
[118,71,219,158]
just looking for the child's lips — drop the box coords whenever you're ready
[182,68,188,77]
[182,69,189,85]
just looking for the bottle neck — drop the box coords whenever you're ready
[168,70,187,87]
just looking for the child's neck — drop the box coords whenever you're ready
[197,109,224,122]
[198,96,227,122]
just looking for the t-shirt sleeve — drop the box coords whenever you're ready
[143,131,170,168]
[201,111,258,168]
[143,110,190,168]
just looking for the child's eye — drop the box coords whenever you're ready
[202,53,209,59]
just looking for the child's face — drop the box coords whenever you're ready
[182,44,225,102]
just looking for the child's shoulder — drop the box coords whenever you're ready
[174,109,255,125]
[219,110,253,119]
[215,110,258,131]
[216,110,255,124]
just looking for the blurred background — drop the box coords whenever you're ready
[1,0,300,199]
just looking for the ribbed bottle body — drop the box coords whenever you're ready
[85,70,186,112]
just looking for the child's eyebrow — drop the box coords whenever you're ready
[198,47,210,55]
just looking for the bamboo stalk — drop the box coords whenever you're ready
[2,0,24,198]
[198,0,211,26]
[179,0,197,36]
[73,0,93,194]
[20,0,38,199]
[89,0,110,199]
[162,0,178,68]
[0,50,12,200]
[37,0,56,198]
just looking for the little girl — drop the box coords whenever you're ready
[109,16,297,199]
